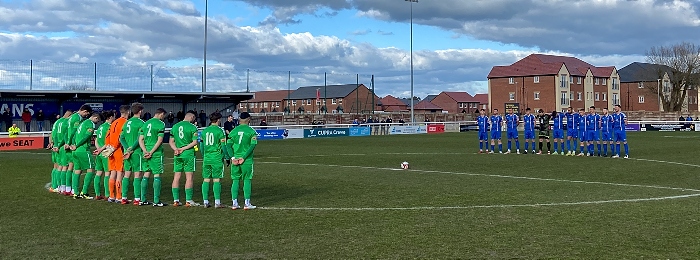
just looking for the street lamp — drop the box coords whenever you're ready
[203,0,209,93]
[406,0,417,123]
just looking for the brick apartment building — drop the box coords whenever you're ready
[430,92,482,113]
[283,84,380,114]
[487,54,620,113]
[239,90,289,113]
[379,95,409,112]
[618,62,699,112]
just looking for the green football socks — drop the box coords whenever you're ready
[202,181,210,202]
[103,175,110,197]
[121,177,130,199]
[231,180,240,201]
[93,175,102,196]
[133,177,142,201]
[81,172,95,195]
[172,187,180,201]
[140,177,149,202]
[72,173,80,194]
[153,177,161,203]
[213,182,221,201]
[243,180,252,200]
[185,188,193,201]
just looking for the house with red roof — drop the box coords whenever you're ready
[379,95,409,112]
[473,94,489,110]
[487,54,620,113]
[430,91,481,113]
[412,99,443,113]
[239,90,290,113]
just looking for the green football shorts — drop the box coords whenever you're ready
[231,162,254,180]
[95,154,109,172]
[174,156,196,173]
[124,152,144,172]
[58,149,69,166]
[52,151,58,164]
[203,162,224,179]
[142,153,164,174]
[72,150,95,171]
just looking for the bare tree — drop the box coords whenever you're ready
[646,42,700,111]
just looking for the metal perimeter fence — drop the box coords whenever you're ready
[0,60,376,93]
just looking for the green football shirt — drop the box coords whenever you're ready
[140,118,166,154]
[66,113,84,145]
[55,117,70,147]
[121,117,145,154]
[171,121,198,158]
[75,120,95,151]
[201,125,227,163]
[95,122,110,147]
[51,117,65,146]
[228,124,258,161]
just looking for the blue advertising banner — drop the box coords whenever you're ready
[304,128,349,138]
[1,101,123,119]
[256,129,287,140]
[1,102,59,119]
[349,126,371,137]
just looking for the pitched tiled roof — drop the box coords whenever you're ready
[413,100,442,110]
[618,62,673,83]
[380,95,407,106]
[443,92,476,102]
[473,94,488,104]
[488,54,615,79]
[424,95,438,102]
[248,90,290,102]
[288,84,364,99]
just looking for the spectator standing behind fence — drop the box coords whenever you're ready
[224,115,235,136]
[380,118,387,135]
[21,108,31,132]
[35,109,45,131]
[260,119,268,130]
[199,110,207,127]
[8,123,20,137]
[2,108,11,131]
[176,110,184,123]
[167,112,175,127]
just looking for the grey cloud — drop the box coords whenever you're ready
[377,30,393,36]
[350,29,371,36]
[0,0,649,97]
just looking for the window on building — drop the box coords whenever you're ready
[602,78,607,85]
[338,98,343,104]
[638,82,644,88]
[663,80,670,92]
[509,77,514,84]
[569,76,573,83]
[534,76,540,83]
[263,102,268,108]
[509,92,515,101]
[534,92,540,100]
[560,92,568,105]
[577,77,582,84]
[570,92,574,101]
[595,92,600,101]
[276,102,280,108]
[458,103,463,108]
[612,78,619,90]
[613,94,620,105]
[306,99,312,105]
[577,92,582,101]
[560,74,567,88]
[595,78,600,85]
[332,98,337,104]
[292,100,297,105]
[638,95,645,103]
[603,93,607,101]
[316,100,321,105]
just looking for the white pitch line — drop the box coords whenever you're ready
[631,158,700,168]
[259,193,700,211]
[258,161,700,192]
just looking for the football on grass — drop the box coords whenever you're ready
[401,162,409,170]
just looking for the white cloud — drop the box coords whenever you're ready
[0,0,655,98]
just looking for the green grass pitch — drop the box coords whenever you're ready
[2,132,700,258]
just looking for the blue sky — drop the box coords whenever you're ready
[0,0,698,98]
